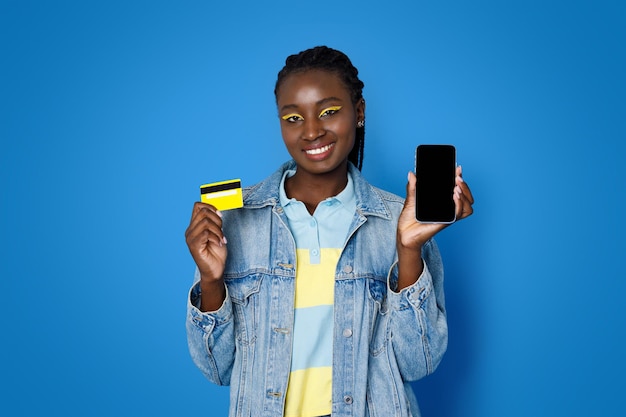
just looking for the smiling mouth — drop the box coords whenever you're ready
[305,143,335,155]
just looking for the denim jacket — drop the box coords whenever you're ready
[186,161,448,417]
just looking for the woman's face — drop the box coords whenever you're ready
[276,69,364,177]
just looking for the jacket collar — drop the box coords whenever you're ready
[243,160,393,219]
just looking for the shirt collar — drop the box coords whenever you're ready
[244,160,393,220]
[279,168,355,210]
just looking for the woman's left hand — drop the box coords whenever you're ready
[397,165,475,252]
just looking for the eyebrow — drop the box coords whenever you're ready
[279,96,343,113]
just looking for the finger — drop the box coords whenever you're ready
[404,171,417,209]
[453,187,464,220]
[397,172,418,231]
[186,203,223,238]
[186,222,225,248]
[455,176,474,205]
[456,166,475,205]
[454,185,474,220]
[186,226,228,277]
[186,214,227,254]
[187,215,225,243]
[191,201,222,221]
[188,206,223,234]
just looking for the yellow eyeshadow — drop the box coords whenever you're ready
[318,106,342,118]
[281,113,303,121]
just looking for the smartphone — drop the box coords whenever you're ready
[415,144,457,224]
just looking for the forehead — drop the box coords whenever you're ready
[276,69,351,105]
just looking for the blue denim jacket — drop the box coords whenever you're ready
[187,161,448,417]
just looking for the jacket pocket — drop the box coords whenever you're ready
[366,344,413,417]
[228,275,263,346]
[366,279,414,417]
[367,278,388,356]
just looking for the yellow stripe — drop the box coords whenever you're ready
[294,248,340,308]
[284,367,332,417]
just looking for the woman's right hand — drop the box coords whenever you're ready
[185,202,228,310]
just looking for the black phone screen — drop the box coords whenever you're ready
[415,144,456,223]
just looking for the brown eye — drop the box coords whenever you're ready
[319,106,342,118]
[281,113,304,123]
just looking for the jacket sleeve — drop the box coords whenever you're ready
[385,238,448,381]
[186,269,236,386]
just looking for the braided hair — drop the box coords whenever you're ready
[274,46,366,171]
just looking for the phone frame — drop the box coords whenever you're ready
[415,144,457,224]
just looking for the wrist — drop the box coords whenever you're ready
[199,278,226,312]
[396,243,424,291]
[396,236,422,258]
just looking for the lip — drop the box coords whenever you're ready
[302,142,335,160]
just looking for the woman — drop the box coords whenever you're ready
[185,46,474,417]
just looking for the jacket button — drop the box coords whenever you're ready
[342,328,352,338]
[343,395,353,404]
[342,265,353,273]
[274,328,290,334]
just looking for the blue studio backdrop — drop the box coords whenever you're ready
[1,1,624,416]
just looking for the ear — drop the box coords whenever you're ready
[356,98,366,122]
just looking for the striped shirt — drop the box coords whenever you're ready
[279,169,356,417]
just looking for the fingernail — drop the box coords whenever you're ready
[216,210,223,218]
[223,236,228,245]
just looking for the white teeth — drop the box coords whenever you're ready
[305,143,333,155]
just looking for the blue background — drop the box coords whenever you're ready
[1,1,624,416]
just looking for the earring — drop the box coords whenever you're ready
[357,120,365,128]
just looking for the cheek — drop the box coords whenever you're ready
[280,125,296,144]
[280,128,302,157]
[330,118,356,143]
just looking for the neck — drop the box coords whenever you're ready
[285,164,349,214]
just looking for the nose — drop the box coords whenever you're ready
[302,117,324,141]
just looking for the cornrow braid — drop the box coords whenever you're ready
[274,46,366,171]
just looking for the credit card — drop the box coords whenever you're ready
[200,179,243,211]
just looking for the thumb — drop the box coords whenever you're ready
[399,171,417,228]
[404,171,417,210]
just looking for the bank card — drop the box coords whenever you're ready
[200,179,243,211]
